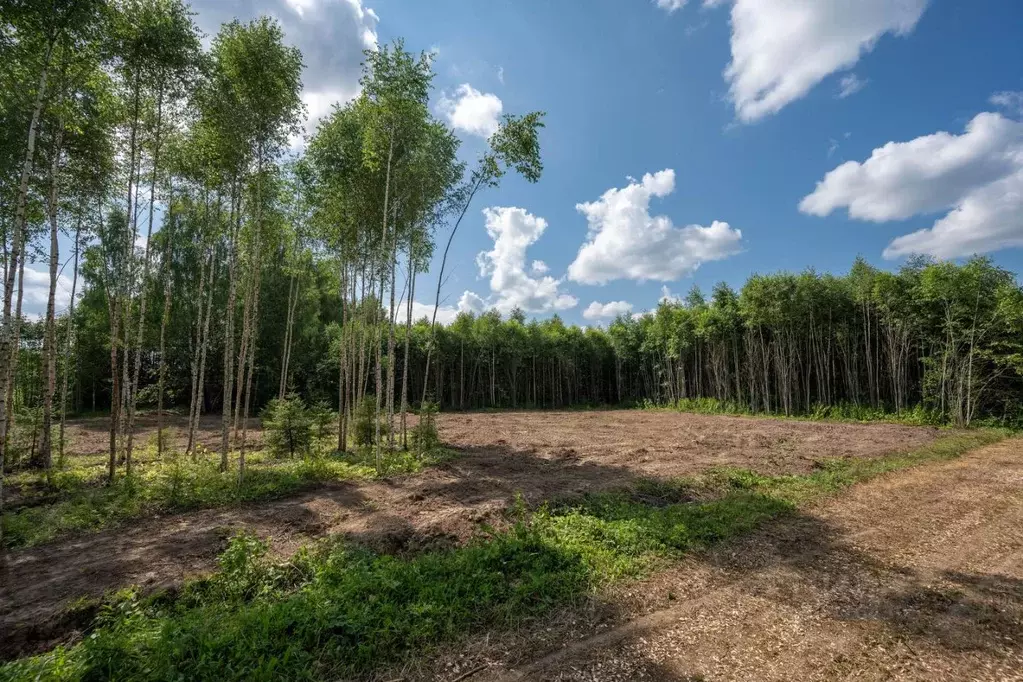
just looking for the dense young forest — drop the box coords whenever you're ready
[2,0,1023,523]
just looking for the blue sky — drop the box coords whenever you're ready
[30,0,1023,323]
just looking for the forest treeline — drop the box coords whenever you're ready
[3,1,1023,532]
[27,254,1020,430]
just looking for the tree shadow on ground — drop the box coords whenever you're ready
[0,442,693,660]
[706,511,1023,657]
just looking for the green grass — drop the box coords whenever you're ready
[639,396,996,427]
[2,442,456,550]
[0,429,1006,682]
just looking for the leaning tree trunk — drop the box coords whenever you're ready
[400,256,415,450]
[124,84,165,463]
[220,182,240,470]
[6,240,27,439]
[239,258,261,475]
[375,136,394,468]
[421,175,482,407]
[38,128,64,471]
[386,215,399,452]
[188,255,216,452]
[233,260,254,436]
[117,71,143,476]
[0,39,52,540]
[155,185,176,458]
[107,299,121,483]
[239,149,266,480]
[185,253,209,454]
[279,272,298,400]
[58,215,82,467]
[337,262,348,452]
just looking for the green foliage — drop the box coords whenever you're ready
[641,397,947,426]
[2,453,376,549]
[261,394,313,458]
[2,431,1003,681]
[308,400,335,439]
[352,395,379,447]
[410,400,439,452]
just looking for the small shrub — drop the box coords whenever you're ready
[308,400,335,439]
[352,396,379,447]
[411,400,440,453]
[262,394,313,459]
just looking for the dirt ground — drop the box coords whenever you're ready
[60,414,264,458]
[412,437,1023,682]
[0,411,956,661]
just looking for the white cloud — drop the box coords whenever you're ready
[659,285,682,304]
[990,91,1023,117]
[567,169,743,285]
[464,207,578,316]
[497,66,505,84]
[530,260,549,275]
[437,84,503,139]
[191,0,377,132]
[837,73,868,99]
[712,0,927,122]
[800,112,1023,259]
[405,301,456,325]
[654,0,688,12]
[458,290,487,315]
[302,89,343,133]
[21,266,74,316]
[583,300,633,321]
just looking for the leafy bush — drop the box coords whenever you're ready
[262,394,313,459]
[6,406,44,469]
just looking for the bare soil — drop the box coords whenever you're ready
[0,411,950,661]
[60,414,264,458]
[412,437,1023,682]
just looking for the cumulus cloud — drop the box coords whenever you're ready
[437,84,503,139]
[800,112,1023,259]
[191,0,378,135]
[582,300,634,321]
[21,267,74,316]
[567,169,743,285]
[468,207,578,315]
[837,73,868,99]
[710,0,927,122]
[530,260,549,275]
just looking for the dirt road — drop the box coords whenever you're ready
[439,437,1023,682]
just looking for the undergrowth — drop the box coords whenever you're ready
[2,442,456,550]
[639,396,1020,428]
[0,429,1005,681]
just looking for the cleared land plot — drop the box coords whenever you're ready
[1,411,948,659]
[441,437,1023,682]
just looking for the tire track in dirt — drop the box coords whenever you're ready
[476,438,1023,682]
